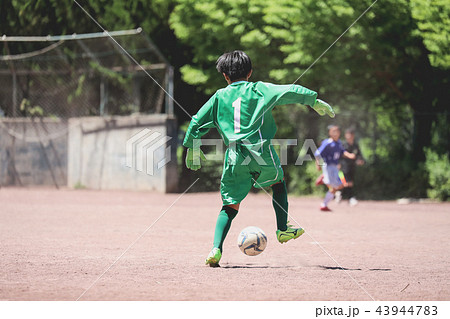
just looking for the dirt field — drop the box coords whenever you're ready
[0,188,449,301]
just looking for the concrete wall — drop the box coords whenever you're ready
[0,115,178,192]
[67,115,178,192]
[0,118,67,188]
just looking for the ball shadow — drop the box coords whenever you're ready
[221,264,297,269]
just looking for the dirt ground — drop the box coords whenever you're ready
[0,188,449,301]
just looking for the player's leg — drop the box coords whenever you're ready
[342,168,358,205]
[346,182,358,206]
[335,170,347,203]
[271,181,288,231]
[206,148,252,267]
[315,173,325,186]
[206,204,239,267]
[271,181,305,243]
[212,204,239,252]
[342,182,353,199]
[320,164,342,211]
[341,187,349,200]
[251,145,287,230]
[321,187,335,211]
[341,168,354,200]
[253,145,304,243]
[320,164,334,210]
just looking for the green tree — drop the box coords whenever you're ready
[170,0,449,198]
[1,0,173,40]
[171,0,449,161]
[1,0,205,122]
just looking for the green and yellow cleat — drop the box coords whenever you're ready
[276,223,305,244]
[205,247,222,267]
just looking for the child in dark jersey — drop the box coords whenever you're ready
[339,128,365,206]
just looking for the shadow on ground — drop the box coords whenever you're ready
[221,264,298,269]
[318,265,391,271]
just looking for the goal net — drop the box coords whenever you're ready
[0,28,173,121]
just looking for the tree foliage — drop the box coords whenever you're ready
[2,0,449,198]
[170,0,449,156]
[171,0,449,197]
[1,0,206,122]
[411,0,450,69]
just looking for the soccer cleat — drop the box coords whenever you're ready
[276,223,305,244]
[205,247,222,267]
[349,197,358,207]
[320,205,332,212]
[315,174,325,186]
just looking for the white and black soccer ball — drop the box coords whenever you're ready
[237,226,267,256]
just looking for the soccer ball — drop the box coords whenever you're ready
[237,226,267,256]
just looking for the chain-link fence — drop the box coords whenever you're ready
[0,28,173,120]
[0,29,174,188]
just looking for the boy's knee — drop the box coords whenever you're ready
[224,203,239,211]
[223,205,238,218]
[271,180,287,194]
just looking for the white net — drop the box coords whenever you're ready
[0,29,173,188]
[0,29,171,121]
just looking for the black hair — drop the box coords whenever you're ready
[216,50,252,81]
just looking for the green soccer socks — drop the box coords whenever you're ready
[212,206,238,252]
[272,181,288,231]
[208,206,236,267]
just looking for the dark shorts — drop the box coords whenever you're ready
[342,167,355,183]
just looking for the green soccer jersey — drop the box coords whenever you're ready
[183,81,318,150]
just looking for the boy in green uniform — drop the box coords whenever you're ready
[183,51,335,267]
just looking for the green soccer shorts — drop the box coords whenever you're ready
[220,143,284,205]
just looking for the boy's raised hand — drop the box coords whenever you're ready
[312,99,335,118]
[185,148,207,171]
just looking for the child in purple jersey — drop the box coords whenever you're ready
[315,125,355,211]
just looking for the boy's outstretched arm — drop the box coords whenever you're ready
[255,82,335,118]
[183,94,217,170]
